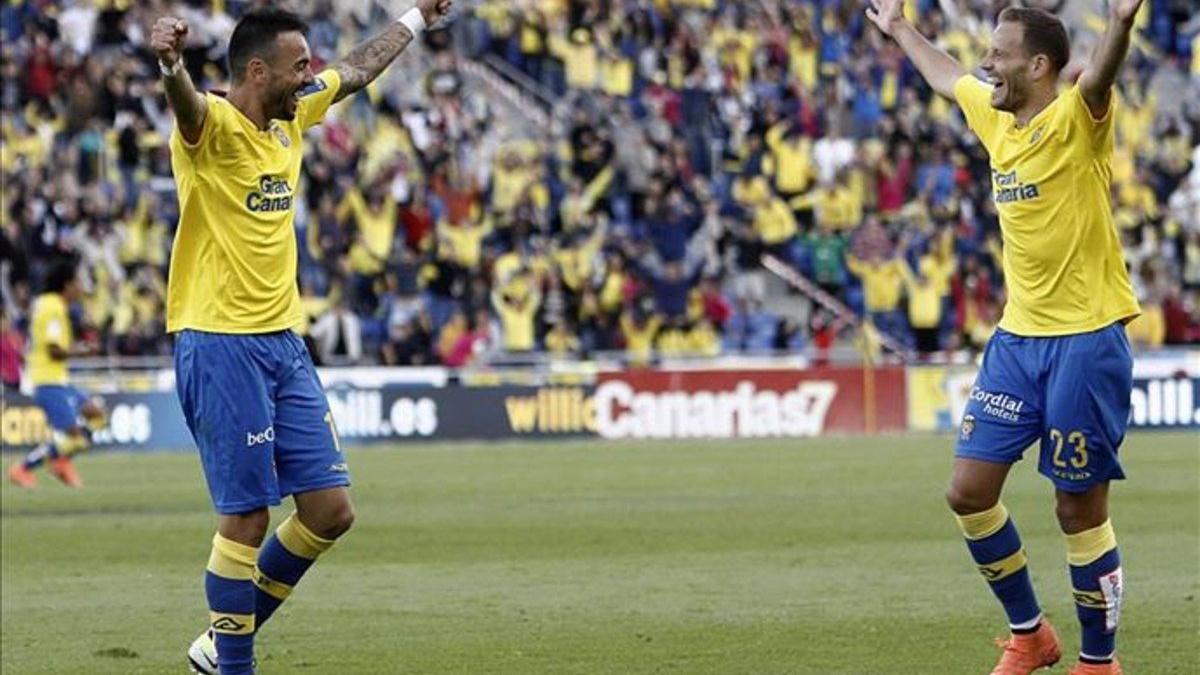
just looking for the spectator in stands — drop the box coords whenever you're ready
[693,277,732,330]
[381,310,436,367]
[764,121,815,207]
[802,223,849,300]
[793,172,863,232]
[435,309,472,367]
[1127,265,1168,351]
[773,317,805,354]
[0,308,23,389]
[620,304,661,366]
[901,260,944,356]
[545,319,581,358]
[752,191,799,264]
[1,0,1195,368]
[492,281,541,354]
[688,318,722,357]
[311,294,364,366]
[846,250,906,344]
[342,179,398,275]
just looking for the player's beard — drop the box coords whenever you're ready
[272,84,299,121]
[989,69,1028,113]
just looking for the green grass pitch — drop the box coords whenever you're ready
[2,433,1197,674]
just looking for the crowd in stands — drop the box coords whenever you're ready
[1,0,1198,373]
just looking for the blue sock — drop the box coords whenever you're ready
[956,503,1043,629]
[1067,521,1122,663]
[253,513,334,628]
[22,442,58,469]
[207,534,259,675]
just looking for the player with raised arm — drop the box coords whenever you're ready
[866,1,1142,674]
[152,3,451,673]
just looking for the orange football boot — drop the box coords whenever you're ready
[990,620,1062,674]
[7,462,36,488]
[1068,659,1123,675]
[49,457,82,488]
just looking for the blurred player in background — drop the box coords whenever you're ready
[867,0,1143,673]
[7,259,105,489]
[152,2,452,673]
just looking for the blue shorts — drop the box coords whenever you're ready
[174,330,351,514]
[34,385,88,432]
[955,323,1133,492]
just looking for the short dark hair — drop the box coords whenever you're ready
[227,9,308,81]
[44,258,79,294]
[998,6,1070,73]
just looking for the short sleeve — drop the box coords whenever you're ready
[296,69,342,130]
[953,75,1003,153]
[1065,83,1116,159]
[169,93,229,157]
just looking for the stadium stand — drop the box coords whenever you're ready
[1,0,1197,371]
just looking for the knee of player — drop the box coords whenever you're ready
[945,484,996,515]
[1054,495,1107,534]
[325,502,355,539]
[58,430,92,455]
[81,400,107,431]
[221,510,271,546]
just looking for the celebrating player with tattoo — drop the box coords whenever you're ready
[153,2,452,672]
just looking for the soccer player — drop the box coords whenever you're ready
[7,259,105,489]
[866,1,1142,673]
[152,3,451,673]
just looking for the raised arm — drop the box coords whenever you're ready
[329,0,452,104]
[1078,0,1145,119]
[152,17,207,144]
[865,0,965,99]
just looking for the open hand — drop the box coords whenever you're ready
[151,16,188,67]
[1109,0,1145,24]
[865,0,905,37]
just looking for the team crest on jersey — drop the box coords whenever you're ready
[1029,127,1044,144]
[272,125,291,148]
[960,413,976,441]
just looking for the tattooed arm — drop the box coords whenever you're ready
[329,0,453,104]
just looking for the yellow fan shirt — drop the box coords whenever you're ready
[166,70,341,334]
[953,76,1138,336]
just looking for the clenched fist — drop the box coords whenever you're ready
[416,0,453,26]
[865,0,905,37]
[151,17,189,67]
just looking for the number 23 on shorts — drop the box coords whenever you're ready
[1049,427,1088,469]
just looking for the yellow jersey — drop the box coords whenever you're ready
[493,291,540,352]
[340,188,398,275]
[166,69,342,334]
[545,327,580,356]
[846,256,904,313]
[753,197,798,245]
[621,314,661,365]
[953,76,1138,336]
[438,217,493,269]
[28,293,70,386]
[901,266,944,330]
[765,134,814,194]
